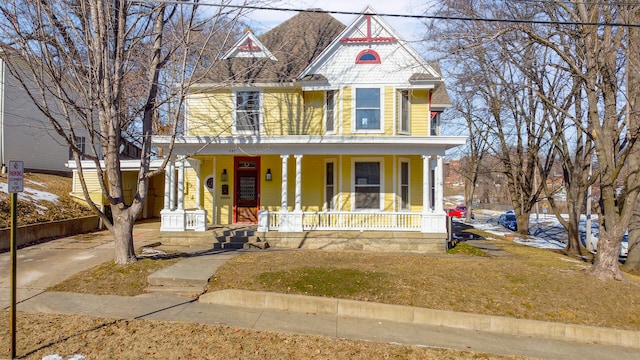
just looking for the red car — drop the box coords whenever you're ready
[446,208,463,218]
[454,205,475,219]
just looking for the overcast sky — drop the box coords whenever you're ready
[229,0,431,43]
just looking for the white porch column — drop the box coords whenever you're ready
[177,159,185,211]
[280,155,289,212]
[161,158,185,232]
[422,155,431,213]
[421,155,445,234]
[169,160,176,210]
[294,154,303,212]
[163,161,171,210]
[435,155,444,212]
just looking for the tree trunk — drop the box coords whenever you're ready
[625,203,640,273]
[588,230,625,281]
[111,206,137,264]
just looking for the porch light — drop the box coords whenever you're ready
[265,168,272,182]
[221,169,228,182]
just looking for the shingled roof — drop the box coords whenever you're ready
[200,11,345,84]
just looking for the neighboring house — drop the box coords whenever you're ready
[66,159,165,222]
[0,57,77,175]
[152,7,466,242]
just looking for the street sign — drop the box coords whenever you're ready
[8,161,24,193]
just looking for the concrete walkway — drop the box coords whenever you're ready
[1,222,639,359]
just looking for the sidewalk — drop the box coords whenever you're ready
[1,222,639,359]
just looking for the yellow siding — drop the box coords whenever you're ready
[383,87,395,135]
[409,156,424,212]
[216,156,234,224]
[187,90,233,136]
[147,173,164,217]
[300,156,324,211]
[302,91,325,136]
[263,88,304,136]
[260,155,282,211]
[410,89,430,136]
[342,86,352,135]
[72,170,103,206]
[184,168,198,209]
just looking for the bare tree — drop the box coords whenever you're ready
[518,2,640,280]
[427,1,555,236]
[430,0,640,279]
[0,0,247,264]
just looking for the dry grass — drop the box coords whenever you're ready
[207,240,640,331]
[0,172,93,228]
[48,254,183,296]
[0,312,521,360]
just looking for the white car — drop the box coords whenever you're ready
[583,231,628,257]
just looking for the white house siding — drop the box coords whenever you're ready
[1,59,84,174]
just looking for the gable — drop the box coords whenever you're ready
[198,12,344,84]
[299,7,442,87]
[221,31,276,61]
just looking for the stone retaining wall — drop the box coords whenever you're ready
[0,216,100,250]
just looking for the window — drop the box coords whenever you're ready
[400,161,410,210]
[399,90,409,133]
[355,49,381,64]
[235,91,260,133]
[69,136,85,160]
[430,112,440,136]
[355,88,380,130]
[354,161,381,209]
[325,161,335,210]
[325,90,336,133]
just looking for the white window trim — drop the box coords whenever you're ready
[324,90,337,135]
[324,158,337,211]
[351,86,385,134]
[398,90,411,135]
[232,89,263,135]
[351,157,385,211]
[398,158,410,211]
[430,112,440,136]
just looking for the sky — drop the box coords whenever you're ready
[224,0,431,43]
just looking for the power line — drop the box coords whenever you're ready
[130,0,640,28]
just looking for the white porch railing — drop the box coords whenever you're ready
[258,211,432,232]
[161,208,207,232]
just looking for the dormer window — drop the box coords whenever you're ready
[356,49,380,64]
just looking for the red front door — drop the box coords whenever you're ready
[234,158,259,223]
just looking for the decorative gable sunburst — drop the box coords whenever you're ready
[340,14,397,44]
[221,31,277,61]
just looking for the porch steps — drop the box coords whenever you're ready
[213,227,270,250]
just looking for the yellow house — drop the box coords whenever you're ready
[152,7,466,242]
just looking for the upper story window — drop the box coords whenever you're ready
[69,136,86,160]
[430,112,440,136]
[355,49,381,64]
[325,90,336,134]
[234,90,261,134]
[399,90,410,134]
[355,88,381,131]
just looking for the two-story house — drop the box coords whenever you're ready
[152,7,466,248]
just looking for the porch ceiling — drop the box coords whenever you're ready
[152,135,467,156]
